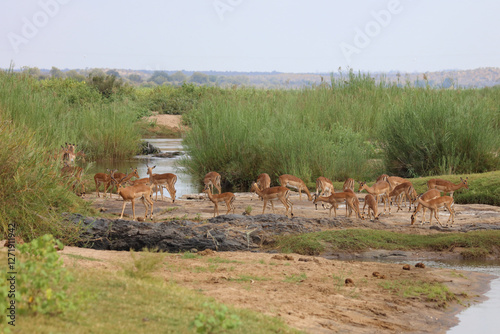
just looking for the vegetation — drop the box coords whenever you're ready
[1,67,499,241]
[1,235,74,331]
[379,279,458,307]
[274,229,500,258]
[9,250,298,334]
[181,71,499,190]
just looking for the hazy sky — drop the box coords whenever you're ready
[1,0,499,73]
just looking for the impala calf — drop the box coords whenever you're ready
[312,191,362,219]
[204,171,222,195]
[410,195,455,227]
[358,180,391,215]
[250,182,293,217]
[427,177,469,198]
[203,185,235,217]
[279,174,312,201]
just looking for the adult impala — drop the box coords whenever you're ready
[388,182,417,212]
[256,173,271,191]
[61,163,85,196]
[111,172,154,221]
[250,182,294,217]
[427,177,469,198]
[94,169,117,198]
[203,185,235,217]
[410,189,441,224]
[410,194,455,227]
[204,171,222,194]
[110,168,139,198]
[312,191,362,219]
[358,180,391,215]
[343,178,355,192]
[146,165,177,203]
[278,174,312,201]
[316,176,334,197]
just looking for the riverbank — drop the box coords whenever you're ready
[51,244,493,334]
[56,190,500,332]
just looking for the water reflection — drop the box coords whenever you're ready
[89,138,199,198]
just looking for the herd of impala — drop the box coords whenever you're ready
[58,143,469,226]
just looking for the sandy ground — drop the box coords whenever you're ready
[145,113,188,131]
[70,114,499,333]
[75,189,500,334]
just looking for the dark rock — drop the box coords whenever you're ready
[139,141,161,155]
[63,213,359,253]
[153,151,181,158]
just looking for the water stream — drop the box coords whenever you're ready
[89,138,500,333]
[89,138,198,198]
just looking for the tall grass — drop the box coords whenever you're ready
[181,88,375,190]
[0,117,90,242]
[0,70,142,160]
[381,87,500,177]
[182,73,500,189]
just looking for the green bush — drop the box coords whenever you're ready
[1,235,74,331]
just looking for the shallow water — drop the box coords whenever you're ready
[368,258,500,333]
[89,138,198,199]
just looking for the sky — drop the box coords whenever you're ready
[1,0,499,73]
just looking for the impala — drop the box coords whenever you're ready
[427,177,469,198]
[146,165,177,203]
[376,174,408,191]
[343,178,355,192]
[110,168,138,198]
[94,169,117,198]
[410,189,441,224]
[256,173,271,191]
[203,185,235,217]
[61,163,85,196]
[316,176,334,197]
[388,182,417,212]
[204,171,222,194]
[358,180,391,215]
[362,194,379,221]
[312,191,362,219]
[111,175,154,221]
[250,182,293,217]
[410,194,455,227]
[278,174,312,201]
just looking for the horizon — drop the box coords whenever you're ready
[2,1,499,73]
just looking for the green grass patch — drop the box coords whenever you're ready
[275,230,500,257]
[379,279,457,306]
[64,254,101,262]
[18,267,298,334]
[283,273,307,283]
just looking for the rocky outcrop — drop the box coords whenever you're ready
[65,213,362,252]
[64,213,500,253]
